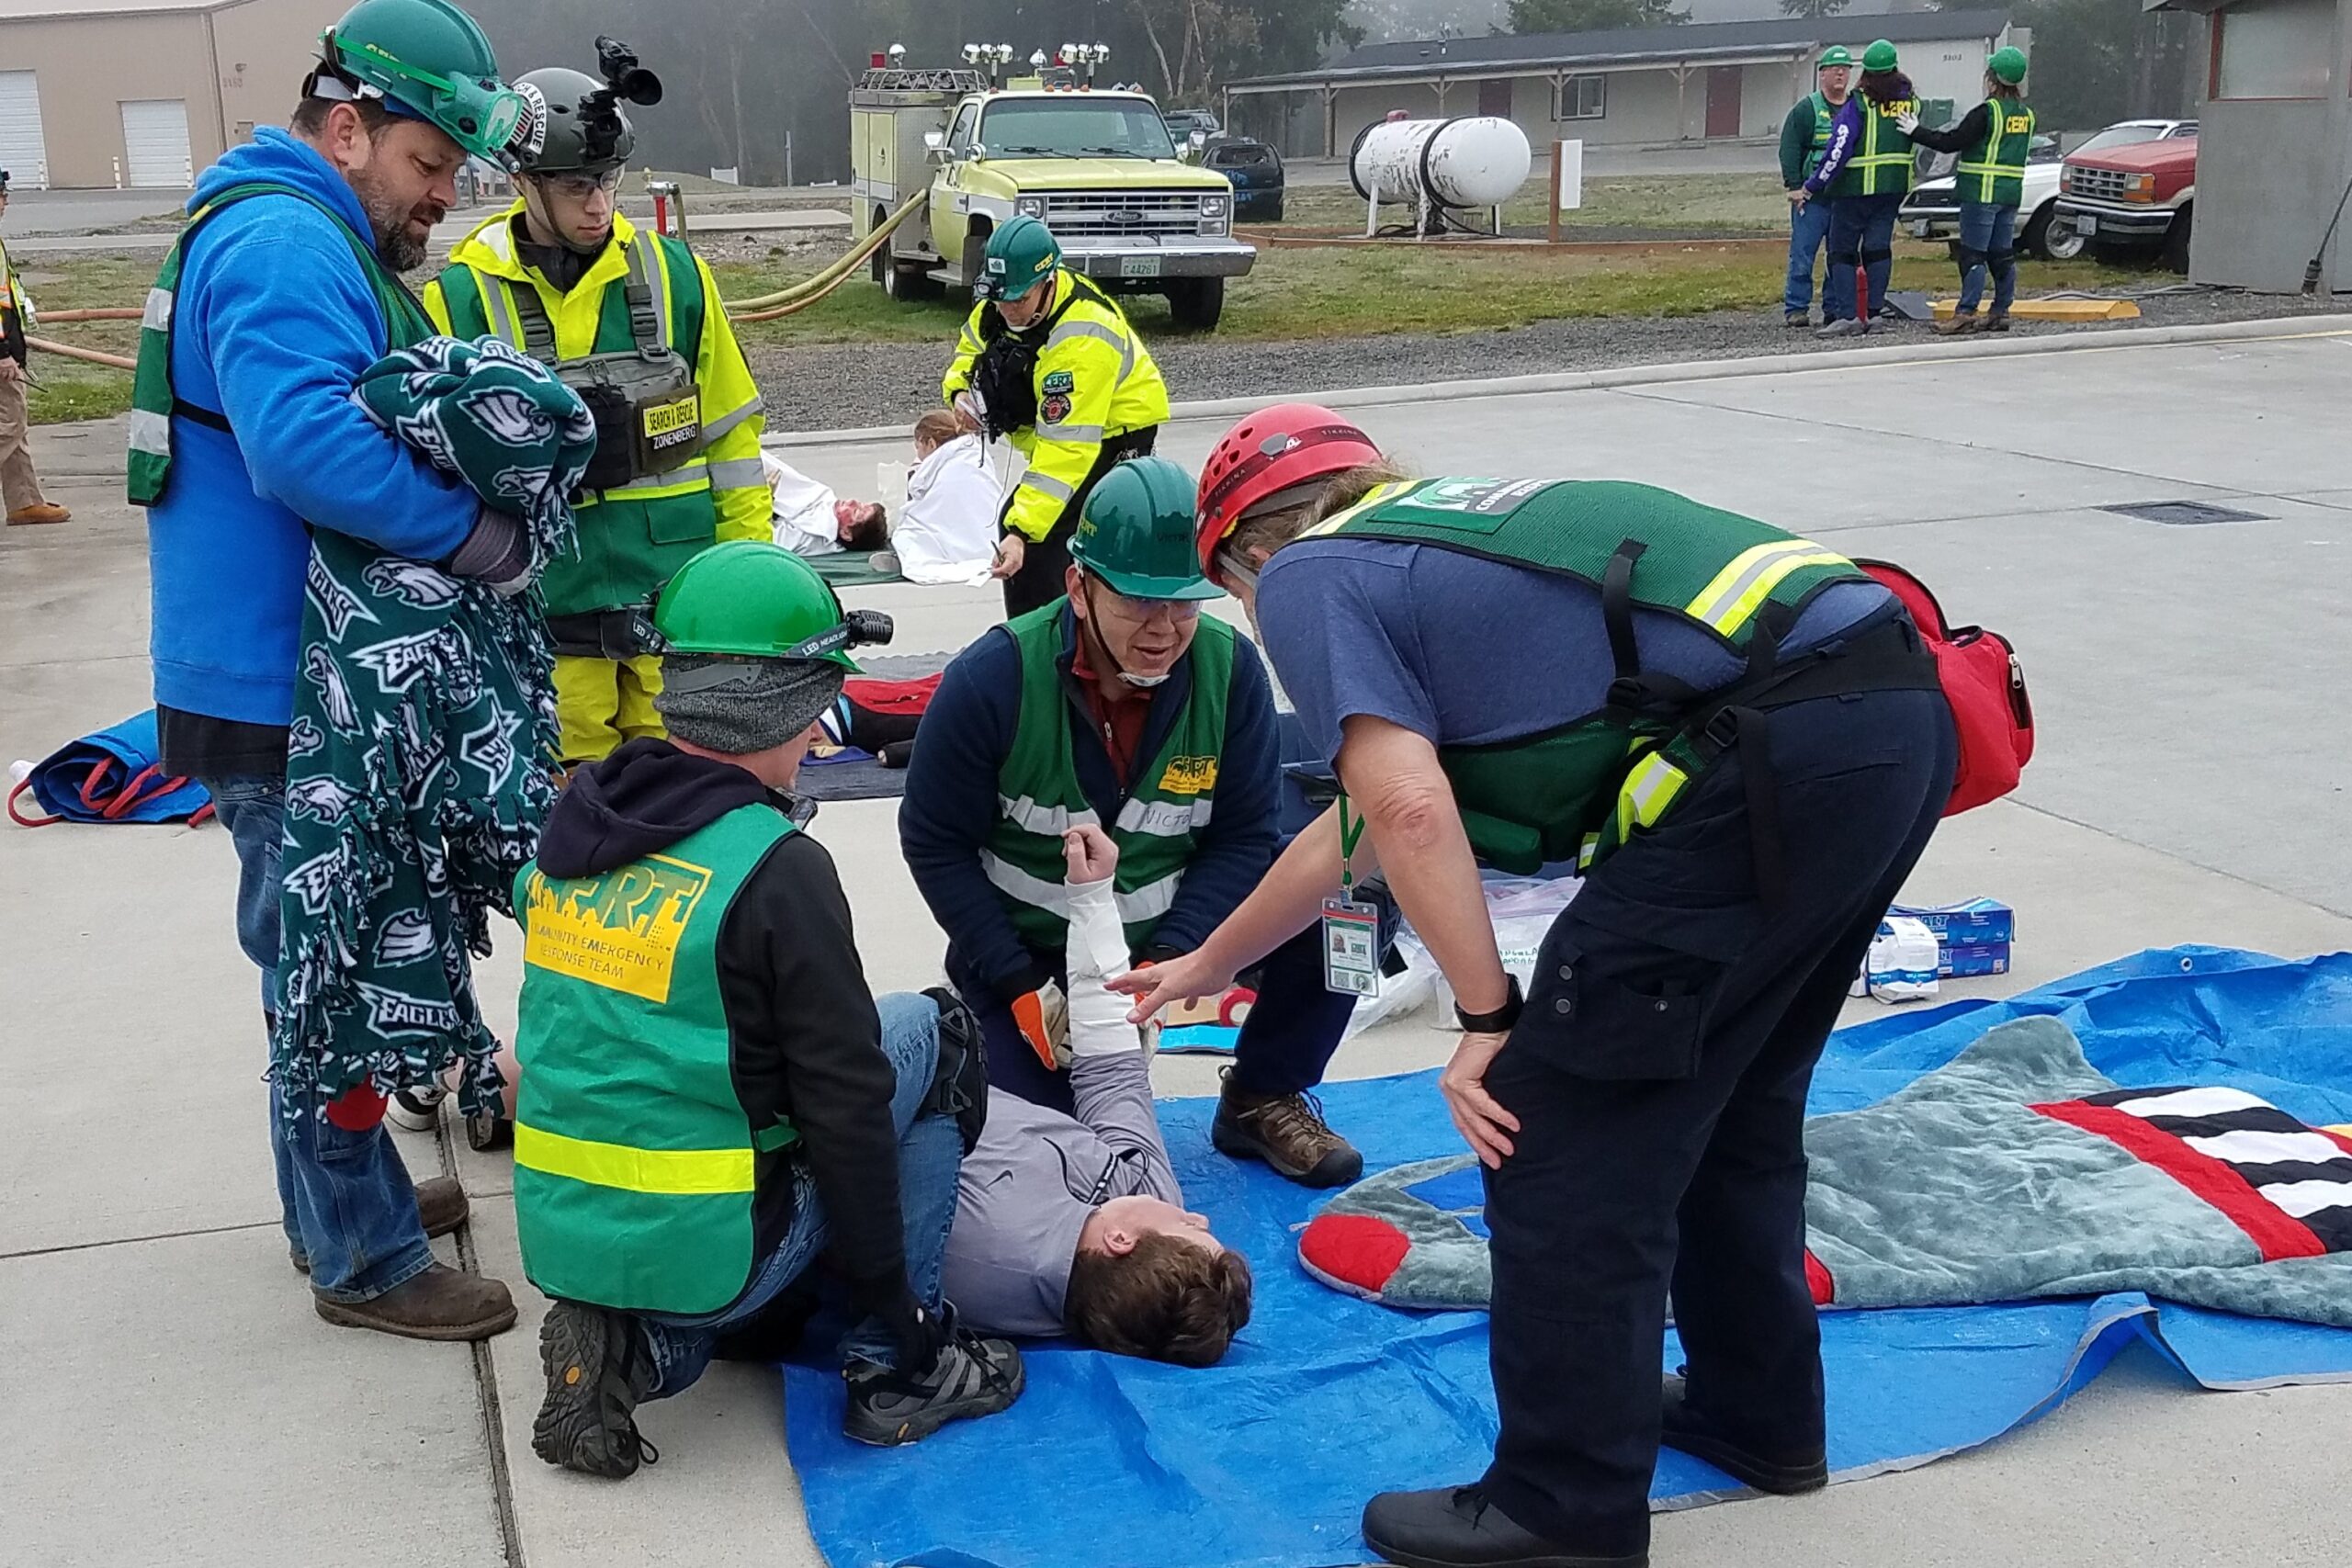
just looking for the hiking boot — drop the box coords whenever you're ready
[1783,310,1810,329]
[5,502,69,525]
[1658,1373,1827,1495]
[290,1176,470,1274]
[842,1324,1025,1447]
[534,1300,662,1478]
[1983,312,2012,333]
[1936,313,1983,336]
[313,1262,516,1341]
[1213,1073,1364,1188]
[1815,318,1868,340]
[388,1085,447,1131]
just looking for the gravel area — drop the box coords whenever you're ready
[744,288,2345,434]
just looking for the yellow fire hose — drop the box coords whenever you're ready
[23,190,933,369]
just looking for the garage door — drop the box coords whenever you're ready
[0,73,49,190]
[120,99,192,187]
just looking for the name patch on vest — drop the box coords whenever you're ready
[524,854,714,1002]
[1159,755,1219,795]
[1392,477,1554,526]
[642,391,703,456]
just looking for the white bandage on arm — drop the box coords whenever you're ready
[1064,874,1140,1057]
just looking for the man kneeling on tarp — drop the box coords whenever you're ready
[944,821,1254,1365]
[514,539,1023,1476]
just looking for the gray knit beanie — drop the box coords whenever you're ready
[654,654,845,757]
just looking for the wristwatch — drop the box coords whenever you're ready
[1454,974,1524,1034]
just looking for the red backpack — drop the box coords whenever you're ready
[1857,559,2034,816]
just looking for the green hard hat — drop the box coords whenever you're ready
[976,215,1060,302]
[1987,46,2029,85]
[315,0,531,166]
[653,541,863,669]
[1818,45,1854,68]
[1861,39,1899,73]
[1071,458,1223,602]
[514,66,633,173]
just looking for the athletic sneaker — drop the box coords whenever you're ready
[842,1323,1025,1447]
[388,1085,447,1132]
[533,1300,662,1479]
[1815,318,1869,339]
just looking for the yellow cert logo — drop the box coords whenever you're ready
[1159,755,1219,795]
[524,854,713,1002]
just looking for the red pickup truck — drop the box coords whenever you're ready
[2054,132,2198,272]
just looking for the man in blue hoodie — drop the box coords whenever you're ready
[138,0,539,1341]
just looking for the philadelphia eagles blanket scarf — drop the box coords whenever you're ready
[270,336,595,1123]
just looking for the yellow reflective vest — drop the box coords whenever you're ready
[422,206,769,615]
[942,268,1170,544]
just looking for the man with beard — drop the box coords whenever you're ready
[134,0,537,1340]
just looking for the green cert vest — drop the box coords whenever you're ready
[1957,97,2036,207]
[128,184,432,507]
[1804,92,1836,178]
[1826,96,1918,199]
[432,233,718,618]
[511,802,802,1315]
[984,603,1237,952]
[1311,477,1874,875]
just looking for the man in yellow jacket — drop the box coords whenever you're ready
[424,54,766,764]
[943,217,1169,617]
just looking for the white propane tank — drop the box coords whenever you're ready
[1351,116,1532,209]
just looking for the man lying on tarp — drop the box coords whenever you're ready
[943,821,1255,1365]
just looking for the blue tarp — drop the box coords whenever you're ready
[17,711,209,825]
[783,948,2352,1568]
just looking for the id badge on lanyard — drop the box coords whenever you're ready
[1323,795,1380,998]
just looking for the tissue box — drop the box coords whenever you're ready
[1888,899,2013,978]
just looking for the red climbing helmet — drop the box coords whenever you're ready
[1194,402,1383,582]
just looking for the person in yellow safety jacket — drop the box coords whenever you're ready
[423,56,767,764]
[942,215,1170,619]
[0,169,69,526]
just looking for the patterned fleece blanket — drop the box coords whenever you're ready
[269,336,595,1122]
[1301,1017,2352,1328]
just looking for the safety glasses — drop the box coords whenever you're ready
[540,167,626,200]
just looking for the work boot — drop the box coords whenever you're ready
[6,502,69,525]
[1362,1485,1646,1568]
[1935,312,1982,337]
[842,1322,1025,1447]
[1783,310,1810,329]
[1982,312,2012,333]
[314,1262,516,1341]
[1657,1373,1827,1495]
[289,1176,471,1274]
[1213,1072,1364,1188]
[1815,318,1868,340]
[534,1300,662,1478]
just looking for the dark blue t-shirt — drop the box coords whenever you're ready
[1255,538,1894,763]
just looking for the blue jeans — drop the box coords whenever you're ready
[200,775,435,1303]
[1782,196,1834,314]
[1823,191,1904,322]
[638,991,961,1398]
[1956,200,2020,316]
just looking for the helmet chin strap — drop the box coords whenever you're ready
[1078,579,1170,690]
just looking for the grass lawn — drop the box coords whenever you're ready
[13,239,2176,423]
[715,242,2173,348]
[1276,172,1793,235]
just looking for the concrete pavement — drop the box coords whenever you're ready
[5,323,2350,1567]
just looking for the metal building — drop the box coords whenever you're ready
[0,0,345,190]
[2154,0,2352,290]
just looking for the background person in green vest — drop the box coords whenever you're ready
[1143,404,1956,1568]
[1804,39,1919,338]
[901,457,1369,1190]
[136,0,536,1343]
[1776,46,1851,329]
[516,540,1023,1478]
[1900,48,2034,335]
[423,48,771,769]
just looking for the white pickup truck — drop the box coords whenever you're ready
[1901,118,2198,262]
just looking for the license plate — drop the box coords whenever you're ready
[2074,214,2098,236]
[1118,254,1162,278]
[641,393,701,452]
